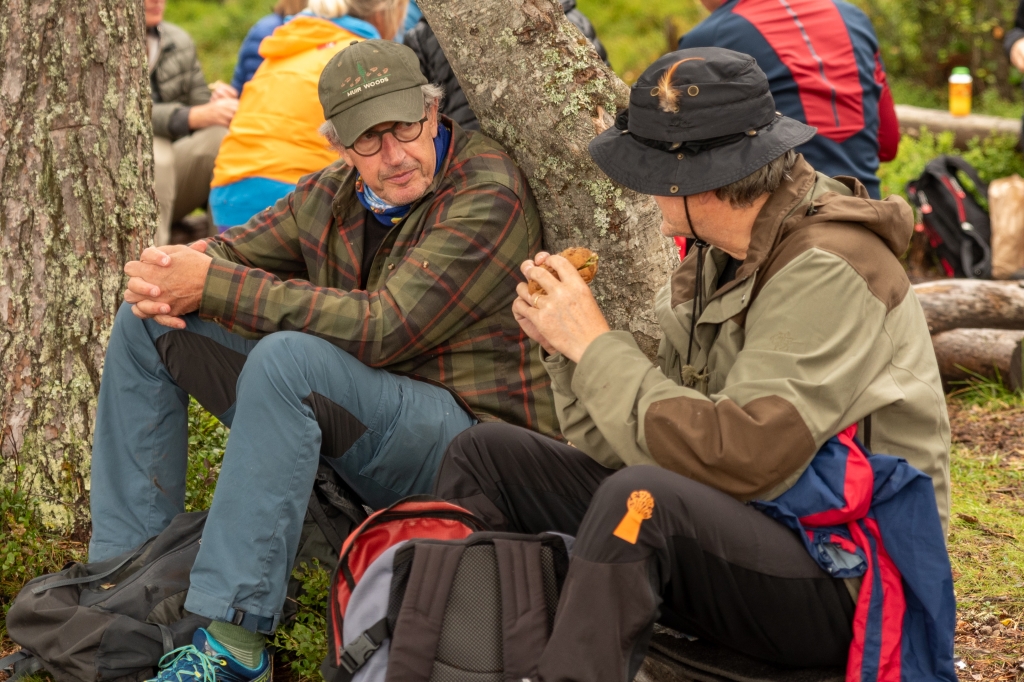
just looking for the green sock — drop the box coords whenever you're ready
[207,621,266,669]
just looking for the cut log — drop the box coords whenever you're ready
[912,279,1024,334]
[896,104,1020,147]
[931,328,1024,385]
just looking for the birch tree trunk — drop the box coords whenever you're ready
[417,0,676,357]
[0,0,152,530]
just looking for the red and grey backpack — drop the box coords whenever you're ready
[320,496,570,682]
[906,155,992,278]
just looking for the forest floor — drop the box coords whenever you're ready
[944,396,1024,680]
[2,394,1024,681]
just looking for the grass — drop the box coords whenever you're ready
[575,0,708,83]
[948,444,1024,609]
[164,0,273,84]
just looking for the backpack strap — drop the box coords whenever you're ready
[940,155,990,196]
[156,623,176,655]
[384,542,467,682]
[494,539,550,681]
[30,548,142,594]
[0,651,43,682]
[960,227,992,279]
[336,618,389,677]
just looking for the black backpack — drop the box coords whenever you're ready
[321,522,569,682]
[906,155,992,278]
[2,463,367,682]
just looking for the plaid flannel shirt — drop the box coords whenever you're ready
[200,120,557,435]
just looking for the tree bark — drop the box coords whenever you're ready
[931,328,1024,385]
[913,279,1024,335]
[0,0,152,530]
[416,0,676,357]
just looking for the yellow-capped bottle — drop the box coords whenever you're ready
[949,67,972,117]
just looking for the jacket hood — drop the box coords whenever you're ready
[799,174,915,258]
[259,16,358,60]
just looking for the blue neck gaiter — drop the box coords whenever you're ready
[356,121,451,226]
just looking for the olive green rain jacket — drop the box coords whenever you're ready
[545,156,951,530]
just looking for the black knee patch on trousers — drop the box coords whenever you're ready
[155,330,247,416]
[302,392,368,459]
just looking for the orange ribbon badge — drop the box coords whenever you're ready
[612,490,655,544]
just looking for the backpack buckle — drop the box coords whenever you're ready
[339,630,383,674]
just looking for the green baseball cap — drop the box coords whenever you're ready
[318,39,429,147]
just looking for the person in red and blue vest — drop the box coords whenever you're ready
[669,0,901,259]
[435,48,954,682]
[679,0,900,200]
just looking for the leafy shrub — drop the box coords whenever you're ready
[878,128,1024,200]
[850,0,1022,99]
[272,561,331,681]
[185,400,228,513]
[0,485,86,643]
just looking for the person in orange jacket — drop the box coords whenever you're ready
[210,0,409,231]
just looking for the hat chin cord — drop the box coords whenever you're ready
[684,194,710,370]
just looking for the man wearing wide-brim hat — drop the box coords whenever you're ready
[434,47,952,678]
[86,39,557,681]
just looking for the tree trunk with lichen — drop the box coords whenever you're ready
[0,0,152,531]
[417,0,676,358]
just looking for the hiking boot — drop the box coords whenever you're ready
[148,628,271,682]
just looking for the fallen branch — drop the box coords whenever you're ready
[931,328,1024,385]
[913,280,1024,335]
[896,104,1020,148]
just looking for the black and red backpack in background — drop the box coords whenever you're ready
[906,155,992,279]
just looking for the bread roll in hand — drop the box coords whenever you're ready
[528,247,599,296]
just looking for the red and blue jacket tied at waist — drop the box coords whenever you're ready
[754,426,956,682]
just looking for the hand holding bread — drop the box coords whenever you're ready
[513,248,610,363]
[527,247,599,297]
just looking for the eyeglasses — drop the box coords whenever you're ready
[350,117,428,156]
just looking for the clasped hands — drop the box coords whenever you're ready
[123,242,213,329]
[513,252,611,363]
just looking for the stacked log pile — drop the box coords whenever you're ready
[914,280,1024,389]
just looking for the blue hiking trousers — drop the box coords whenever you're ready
[88,303,475,633]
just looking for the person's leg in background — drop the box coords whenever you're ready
[433,422,614,535]
[537,466,856,682]
[170,125,229,235]
[153,136,176,246]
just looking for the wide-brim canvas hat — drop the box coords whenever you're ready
[589,47,816,197]
[318,39,428,147]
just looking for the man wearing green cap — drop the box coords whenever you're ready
[86,39,555,680]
